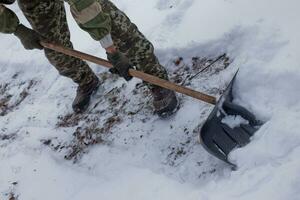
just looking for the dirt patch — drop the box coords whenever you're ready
[0,79,37,116]
[0,133,17,141]
[56,113,82,128]
[54,83,127,161]
[170,54,231,86]
[51,54,231,163]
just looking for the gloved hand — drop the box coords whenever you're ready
[0,0,16,4]
[13,24,43,50]
[107,51,132,81]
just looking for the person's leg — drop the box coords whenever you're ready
[99,0,168,82]
[126,35,178,118]
[100,0,178,117]
[17,0,99,112]
[126,36,168,85]
[17,0,97,87]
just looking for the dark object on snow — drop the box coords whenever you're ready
[151,87,179,119]
[174,57,183,66]
[200,73,262,166]
[72,77,100,113]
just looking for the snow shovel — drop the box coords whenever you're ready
[40,42,261,165]
[200,72,262,166]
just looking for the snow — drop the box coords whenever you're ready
[221,115,249,129]
[1,0,300,200]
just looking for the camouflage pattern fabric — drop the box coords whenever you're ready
[17,0,97,88]
[100,0,169,83]
[69,0,169,86]
[1,0,169,89]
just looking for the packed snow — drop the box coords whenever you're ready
[221,115,249,129]
[1,0,300,199]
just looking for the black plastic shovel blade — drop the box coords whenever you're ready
[199,73,262,165]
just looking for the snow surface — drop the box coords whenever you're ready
[1,0,300,199]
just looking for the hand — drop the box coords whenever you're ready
[14,24,43,50]
[107,51,133,81]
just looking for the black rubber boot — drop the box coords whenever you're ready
[72,78,100,113]
[151,87,179,118]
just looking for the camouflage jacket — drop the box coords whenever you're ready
[0,0,113,47]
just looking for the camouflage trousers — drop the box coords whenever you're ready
[100,0,169,85]
[18,0,169,89]
[17,0,97,87]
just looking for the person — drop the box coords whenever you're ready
[0,0,178,118]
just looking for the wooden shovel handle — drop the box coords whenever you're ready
[41,41,217,105]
